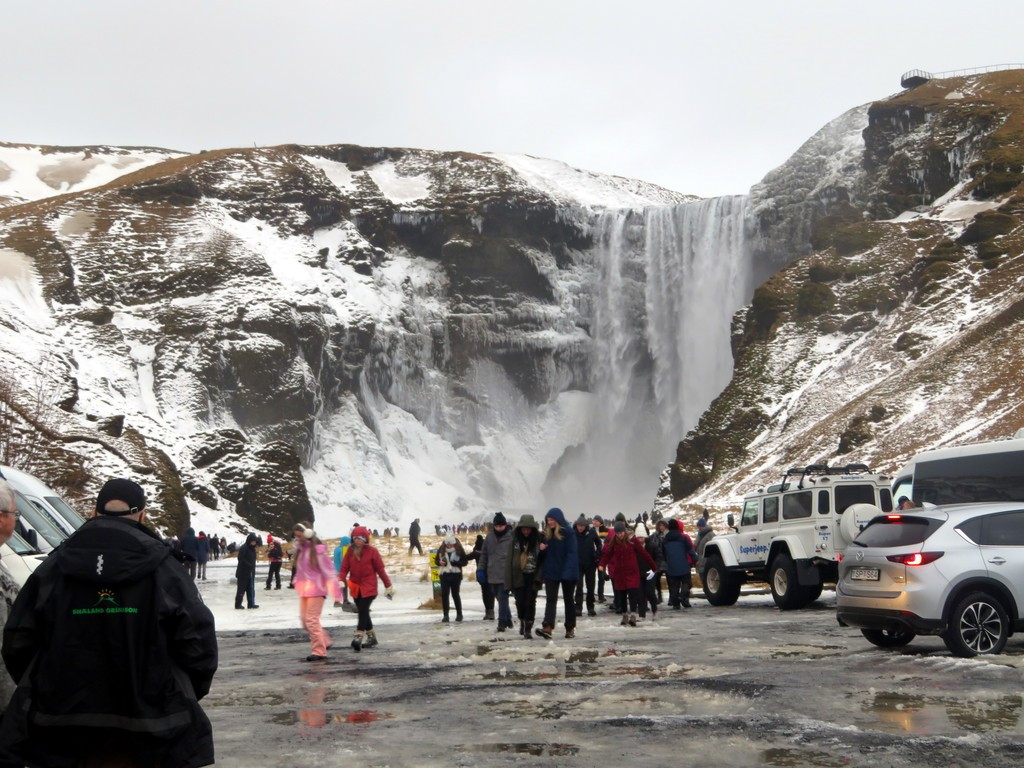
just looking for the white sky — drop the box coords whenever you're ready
[4,1,1024,198]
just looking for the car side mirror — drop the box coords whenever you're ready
[26,529,39,550]
[727,513,735,528]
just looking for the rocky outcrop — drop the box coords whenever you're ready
[660,71,1024,515]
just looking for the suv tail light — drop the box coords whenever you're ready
[886,552,943,566]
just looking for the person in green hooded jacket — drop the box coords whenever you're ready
[505,514,544,639]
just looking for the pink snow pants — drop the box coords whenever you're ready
[301,596,331,656]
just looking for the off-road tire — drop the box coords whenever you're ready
[942,592,1008,657]
[804,583,824,604]
[702,554,741,606]
[769,554,808,610]
[861,628,915,648]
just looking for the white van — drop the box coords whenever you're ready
[891,432,1024,506]
[0,530,48,587]
[0,465,86,536]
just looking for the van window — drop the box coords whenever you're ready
[835,484,878,514]
[915,451,1024,504]
[740,500,759,527]
[782,491,812,520]
[13,492,65,549]
[763,496,779,524]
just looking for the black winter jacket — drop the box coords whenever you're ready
[575,526,602,570]
[0,516,218,768]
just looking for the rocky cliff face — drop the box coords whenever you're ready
[661,70,1024,515]
[2,144,719,536]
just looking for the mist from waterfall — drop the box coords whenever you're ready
[545,196,754,516]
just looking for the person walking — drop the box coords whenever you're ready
[663,519,694,608]
[339,526,395,651]
[592,515,609,603]
[435,534,467,623]
[408,518,423,555]
[209,534,220,561]
[535,508,579,640]
[574,515,602,617]
[466,530,495,620]
[645,519,668,605]
[694,516,715,570]
[292,524,338,661]
[332,533,355,611]
[181,526,199,580]
[234,533,260,610]
[506,514,543,639]
[0,478,217,767]
[196,530,210,580]
[599,520,657,627]
[265,534,284,590]
[479,513,514,632]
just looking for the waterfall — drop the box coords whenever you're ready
[644,196,754,446]
[545,196,753,514]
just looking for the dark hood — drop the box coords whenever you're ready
[546,507,569,528]
[54,516,170,585]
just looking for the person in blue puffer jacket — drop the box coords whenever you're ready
[535,507,579,640]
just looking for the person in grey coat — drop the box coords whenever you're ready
[478,512,513,631]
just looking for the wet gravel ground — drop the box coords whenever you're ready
[203,589,1024,768]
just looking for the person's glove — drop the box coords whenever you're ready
[385,586,396,600]
[477,569,486,584]
[646,570,656,581]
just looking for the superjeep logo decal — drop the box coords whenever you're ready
[739,544,769,556]
[72,589,139,616]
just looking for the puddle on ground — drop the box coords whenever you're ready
[762,747,850,767]
[467,743,579,756]
[486,699,574,720]
[567,650,599,663]
[769,644,845,659]
[270,709,392,727]
[862,692,1023,734]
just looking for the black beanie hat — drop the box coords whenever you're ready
[95,478,146,516]
[575,515,588,527]
[614,512,627,523]
[493,511,508,526]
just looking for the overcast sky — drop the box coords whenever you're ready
[4,1,1024,197]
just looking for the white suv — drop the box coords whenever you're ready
[701,464,893,610]
[838,433,1024,656]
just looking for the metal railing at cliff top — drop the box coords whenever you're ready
[901,64,1024,88]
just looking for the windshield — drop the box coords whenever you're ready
[4,530,42,555]
[44,495,85,530]
[14,491,66,549]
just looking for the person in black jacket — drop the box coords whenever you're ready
[235,533,260,609]
[408,518,423,555]
[0,477,218,768]
[573,515,602,617]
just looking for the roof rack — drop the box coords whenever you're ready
[780,463,874,490]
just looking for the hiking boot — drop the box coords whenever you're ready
[524,622,533,640]
[351,631,364,652]
[364,630,378,648]
[484,611,495,621]
[597,595,606,603]
[535,625,553,640]
[441,614,450,623]
[455,613,463,622]
[620,614,629,626]
[519,620,526,636]
[497,622,506,633]
[587,606,597,617]
[628,614,637,627]
[575,607,583,617]
[342,601,357,613]
[304,654,328,662]
[565,628,576,639]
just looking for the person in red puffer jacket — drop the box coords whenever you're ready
[338,526,394,651]
[598,521,657,627]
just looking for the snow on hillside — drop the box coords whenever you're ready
[487,152,694,209]
[0,142,183,206]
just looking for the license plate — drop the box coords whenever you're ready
[849,567,880,581]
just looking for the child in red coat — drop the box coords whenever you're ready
[598,522,657,626]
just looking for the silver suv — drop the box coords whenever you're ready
[836,502,1024,657]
